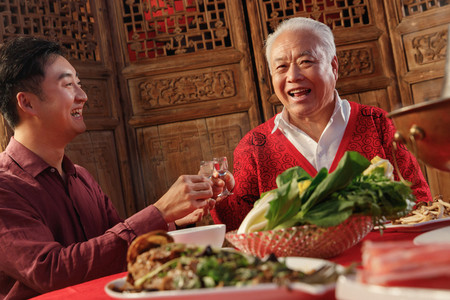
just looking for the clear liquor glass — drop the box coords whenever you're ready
[213,156,233,197]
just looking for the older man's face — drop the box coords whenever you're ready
[270,29,338,125]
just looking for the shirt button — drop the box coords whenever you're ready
[50,168,56,172]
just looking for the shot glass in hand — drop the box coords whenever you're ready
[199,160,214,178]
[213,156,233,197]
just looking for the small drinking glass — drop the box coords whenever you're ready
[213,156,233,197]
[199,160,214,179]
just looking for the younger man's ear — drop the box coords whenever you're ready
[16,92,37,116]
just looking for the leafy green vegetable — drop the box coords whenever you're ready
[261,151,414,231]
[298,151,370,217]
[275,166,311,187]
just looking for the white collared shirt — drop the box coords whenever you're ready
[271,92,351,171]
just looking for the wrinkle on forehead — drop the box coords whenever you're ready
[270,31,325,63]
[272,49,319,63]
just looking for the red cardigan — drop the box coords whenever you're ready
[211,101,432,231]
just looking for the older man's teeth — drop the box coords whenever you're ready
[288,89,311,97]
[71,109,82,117]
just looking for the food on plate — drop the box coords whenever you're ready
[238,151,414,234]
[126,230,173,265]
[358,240,450,289]
[392,195,450,225]
[116,231,347,293]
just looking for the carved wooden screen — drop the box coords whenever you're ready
[107,0,260,209]
[246,0,399,119]
[383,0,450,199]
[0,0,135,218]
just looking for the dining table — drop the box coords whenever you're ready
[28,228,426,300]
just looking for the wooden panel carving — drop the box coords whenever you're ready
[0,0,99,61]
[399,0,449,18]
[66,131,128,218]
[403,25,448,70]
[82,79,113,118]
[136,113,250,205]
[259,0,373,34]
[206,122,243,162]
[128,64,245,123]
[137,69,236,110]
[338,47,374,78]
[336,41,391,96]
[122,0,232,61]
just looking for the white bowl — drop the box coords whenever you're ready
[168,224,226,248]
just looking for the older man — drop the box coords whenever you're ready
[0,36,227,299]
[211,17,431,231]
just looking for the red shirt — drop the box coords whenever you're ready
[0,138,168,300]
[211,102,432,231]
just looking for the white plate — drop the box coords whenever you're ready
[413,225,450,245]
[104,257,339,299]
[336,275,450,300]
[376,217,450,232]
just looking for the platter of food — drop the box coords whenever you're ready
[104,230,347,300]
[379,217,450,232]
[378,195,450,232]
[105,257,342,300]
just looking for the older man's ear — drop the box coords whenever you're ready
[332,55,339,81]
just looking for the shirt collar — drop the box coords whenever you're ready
[271,90,345,134]
[6,137,77,178]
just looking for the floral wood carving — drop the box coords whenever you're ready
[412,29,448,65]
[0,0,99,62]
[138,69,236,109]
[337,48,374,78]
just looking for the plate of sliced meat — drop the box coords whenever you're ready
[335,239,450,300]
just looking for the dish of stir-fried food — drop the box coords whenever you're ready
[392,195,450,225]
[117,231,347,293]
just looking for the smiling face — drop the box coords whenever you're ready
[270,29,338,127]
[34,55,88,142]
